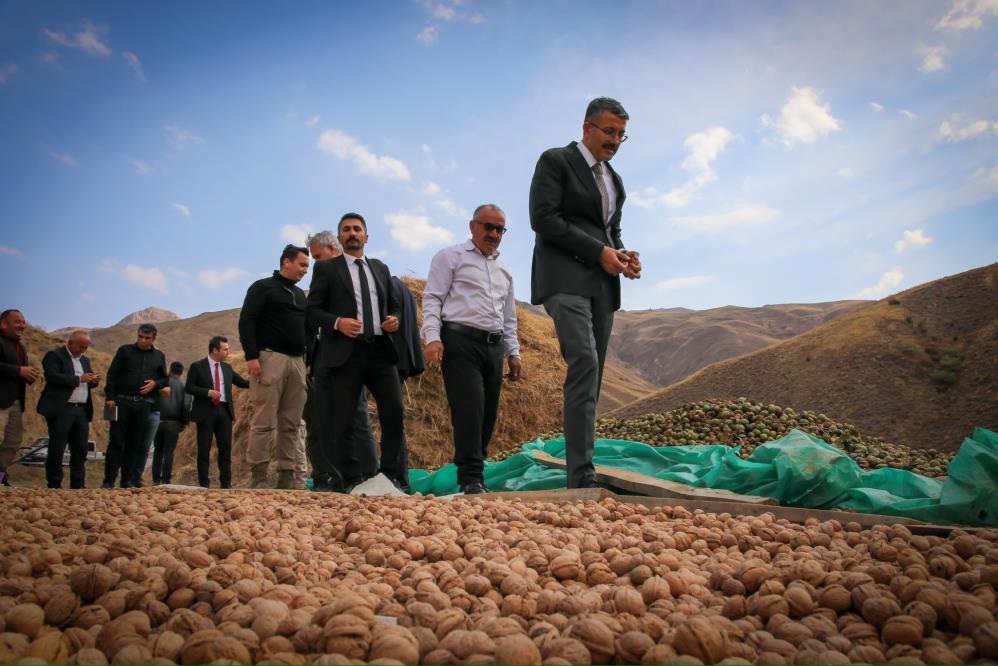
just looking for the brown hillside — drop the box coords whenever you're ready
[598,360,658,413]
[608,300,867,387]
[115,306,179,327]
[610,263,998,454]
[166,278,570,485]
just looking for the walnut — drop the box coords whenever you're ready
[178,628,252,664]
[438,629,495,660]
[673,616,728,664]
[549,555,580,581]
[612,587,645,616]
[42,592,79,629]
[178,547,214,569]
[70,647,108,665]
[434,607,469,640]
[493,634,541,665]
[321,614,371,659]
[615,630,654,664]
[5,603,45,638]
[974,621,998,659]
[721,596,746,620]
[464,575,491,596]
[423,648,457,664]
[150,630,184,661]
[783,586,813,618]
[540,637,592,665]
[69,564,117,602]
[113,643,154,665]
[748,594,788,621]
[862,596,902,629]
[881,615,923,647]
[848,644,886,663]
[368,626,420,664]
[958,603,993,637]
[26,632,70,664]
[565,618,614,664]
[641,644,677,665]
[71,605,110,630]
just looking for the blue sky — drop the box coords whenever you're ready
[1,0,996,330]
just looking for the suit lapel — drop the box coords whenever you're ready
[371,259,388,319]
[566,142,604,223]
[333,255,354,307]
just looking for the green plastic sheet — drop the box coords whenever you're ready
[408,427,998,526]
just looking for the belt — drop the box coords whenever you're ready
[442,322,503,345]
[261,347,304,358]
[116,394,155,404]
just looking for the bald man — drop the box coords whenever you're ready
[38,330,101,489]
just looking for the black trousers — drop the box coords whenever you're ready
[316,338,406,490]
[195,404,233,488]
[441,328,504,486]
[45,403,89,489]
[152,419,181,484]
[104,398,151,487]
[306,383,376,482]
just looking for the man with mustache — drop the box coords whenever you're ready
[0,309,40,486]
[528,97,642,489]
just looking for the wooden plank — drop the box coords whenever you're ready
[530,450,777,506]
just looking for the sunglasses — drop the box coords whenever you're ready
[474,220,507,235]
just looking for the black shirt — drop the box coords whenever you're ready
[105,344,169,399]
[239,271,307,360]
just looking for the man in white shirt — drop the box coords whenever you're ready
[422,204,523,494]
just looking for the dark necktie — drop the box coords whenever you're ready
[356,258,375,340]
[592,161,610,223]
[212,362,221,406]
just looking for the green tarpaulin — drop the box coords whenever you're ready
[408,427,998,526]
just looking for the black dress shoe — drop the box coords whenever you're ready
[577,480,600,489]
[460,482,488,495]
[101,481,115,489]
[0,472,10,486]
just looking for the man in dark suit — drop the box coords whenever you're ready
[306,212,406,493]
[529,97,642,488]
[185,336,249,488]
[0,309,40,485]
[37,330,101,489]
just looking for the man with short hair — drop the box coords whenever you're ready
[423,204,523,494]
[0,310,40,485]
[306,213,406,492]
[529,96,642,488]
[152,361,186,485]
[38,330,101,489]
[102,323,169,488]
[186,336,249,488]
[238,244,310,489]
[305,231,378,492]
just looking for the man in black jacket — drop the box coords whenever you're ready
[152,361,187,485]
[238,244,309,489]
[306,213,406,493]
[529,97,642,488]
[0,309,40,485]
[186,336,249,488]
[102,323,169,488]
[38,330,101,489]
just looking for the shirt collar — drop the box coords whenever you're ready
[577,141,598,169]
[65,345,82,360]
[463,238,500,259]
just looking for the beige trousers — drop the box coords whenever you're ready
[246,351,307,471]
[0,401,24,471]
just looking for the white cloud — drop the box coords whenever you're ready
[895,229,934,252]
[172,203,191,218]
[431,3,456,20]
[422,181,442,196]
[837,167,856,178]
[655,275,714,291]
[281,224,315,244]
[937,115,997,142]
[127,158,152,175]
[384,210,453,251]
[900,110,919,120]
[629,126,736,209]
[671,204,781,233]
[121,51,144,81]
[164,124,203,149]
[855,268,904,299]
[316,129,411,182]
[366,249,389,260]
[40,52,58,65]
[304,115,320,129]
[416,26,439,45]
[47,150,77,167]
[761,86,841,146]
[121,264,168,293]
[433,197,467,218]
[918,46,947,73]
[0,245,23,260]
[43,21,111,58]
[870,102,884,112]
[936,0,998,30]
[0,64,17,83]
[975,165,998,183]
[198,268,248,289]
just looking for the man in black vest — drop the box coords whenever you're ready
[38,330,101,489]
[529,97,642,488]
[186,336,249,488]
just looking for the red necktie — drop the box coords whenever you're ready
[212,362,221,406]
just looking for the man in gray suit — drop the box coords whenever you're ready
[529,97,642,488]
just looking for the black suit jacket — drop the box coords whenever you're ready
[185,358,249,422]
[37,347,98,421]
[528,141,626,310]
[306,254,401,369]
[0,336,28,411]
[390,277,425,381]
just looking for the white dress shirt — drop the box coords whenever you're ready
[345,255,383,336]
[577,141,618,221]
[207,358,226,402]
[422,240,521,357]
[67,348,88,404]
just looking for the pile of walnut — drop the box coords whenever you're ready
[1,489,998,665]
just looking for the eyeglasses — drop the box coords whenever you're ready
[474,220,507,235]
[589,124,629,142]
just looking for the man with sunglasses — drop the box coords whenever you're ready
[529,96,642,489]
[422,204,522,494]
